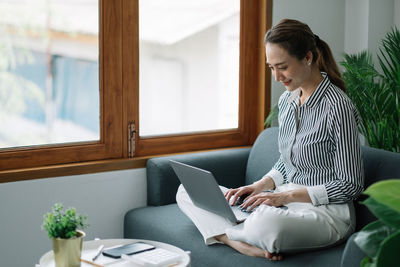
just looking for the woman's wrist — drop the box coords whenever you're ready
[255,176,276,191]
[287,188,312,203]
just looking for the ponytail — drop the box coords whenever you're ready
[315,37,346,91]
[265,19,346,92]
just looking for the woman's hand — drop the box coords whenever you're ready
[240,188,312,211]
[225,176,276,206]
[225,184,260,206]
[240,191,290,211]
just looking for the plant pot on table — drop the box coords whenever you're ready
[52,230,85,267]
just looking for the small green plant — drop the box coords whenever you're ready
[355,179,400,267]
[42,203,89,239]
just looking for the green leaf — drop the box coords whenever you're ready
[361,256,376,267]
[375,230,400,267]
[265,104,279,127]
[354,220,395,258]
[364,180,400,213]
[362,197,400,229]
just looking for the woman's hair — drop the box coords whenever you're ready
[264,19,346,91]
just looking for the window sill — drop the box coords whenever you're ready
[0,157,147,183]
[0,146,251,183]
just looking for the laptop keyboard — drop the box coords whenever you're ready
[232,204,256,214]
[239,205,255,213]
[233,203,288,214]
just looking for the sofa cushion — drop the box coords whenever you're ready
[246,127,280,185]
[124,203,346,267]
[355,146,400,230]
[146,148,250,206]
[361,146,400,187]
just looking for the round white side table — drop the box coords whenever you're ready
[38,239,191,267]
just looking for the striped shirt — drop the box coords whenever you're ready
[265,73,364,205]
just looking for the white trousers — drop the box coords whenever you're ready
[176,183,355,253]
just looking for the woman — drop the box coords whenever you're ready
[176,19,364,261]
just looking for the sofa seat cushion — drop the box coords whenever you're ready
[124,204,346,267]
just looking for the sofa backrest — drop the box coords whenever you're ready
[246,127,400,230]
[245,127,280,185]
[355,145,400,230]
[146,148,250,206]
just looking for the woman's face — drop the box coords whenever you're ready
[265,43,311,91]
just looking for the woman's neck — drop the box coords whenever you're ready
[299,68,323,105]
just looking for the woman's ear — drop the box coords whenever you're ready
[305,51,313,65]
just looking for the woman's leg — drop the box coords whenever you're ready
[176,184,235,245]
[177,184,283,261]
[226,202,352,254]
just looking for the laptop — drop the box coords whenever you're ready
[170,160,251,224]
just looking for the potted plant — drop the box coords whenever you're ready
[354,179,400,266]
[42,203,89,267]
[341,28,400,153]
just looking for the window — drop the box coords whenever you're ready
[139,0,240,136]
[0,0,123,171]
[0,0,271,179]
[133,0,271,156]
[0,0,100,149]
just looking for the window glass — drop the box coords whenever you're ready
[139,0,240,136]
[0,0,99,149]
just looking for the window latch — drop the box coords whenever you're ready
[128,121,136,158]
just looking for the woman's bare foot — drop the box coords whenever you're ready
[215,234,283,261]
[266,251,283,261]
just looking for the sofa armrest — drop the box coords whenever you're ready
[341,232,366,267]
[146,148,251,206]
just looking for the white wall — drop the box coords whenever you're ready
[395,0,400,28]
[0,169,146,267]
[367,0,394,64]
[344,0,369,54]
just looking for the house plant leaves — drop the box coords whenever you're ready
[361,197,400,229]
[363,179,400,213]
[354,220,395,258]
[375,230,400,267]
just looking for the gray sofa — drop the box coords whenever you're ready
[124,127,400,267]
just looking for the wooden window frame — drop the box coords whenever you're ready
[125,0,272,156]
[0,0,272,182]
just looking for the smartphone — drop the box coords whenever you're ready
[102,242,156,258]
